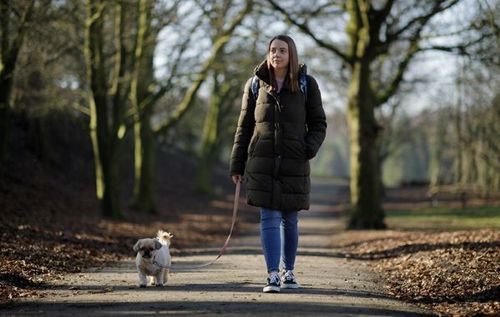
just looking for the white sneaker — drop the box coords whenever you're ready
[281,270,300,289]
[263,272,281,293]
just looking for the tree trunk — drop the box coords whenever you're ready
[377,155,386,199]
[0,1,34,175]
[430,111,447,189]
[88,91,121,218]
[196,157,213,195]
[132,112,156,213]
[129,0,157,213]
[196,79,221,194]
[347,60,385,229]
[85,0,122,218]
[103,138,121,218]
[0,82,11,175]
[32,116,52,163]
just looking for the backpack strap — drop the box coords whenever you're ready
[299,73,308,98]
[251,74,308,101]
[251,76,259,100]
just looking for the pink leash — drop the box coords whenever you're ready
[169,181,241,271]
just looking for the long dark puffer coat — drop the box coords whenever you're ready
[230,60,326,211]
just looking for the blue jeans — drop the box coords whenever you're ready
[260,208,298,273]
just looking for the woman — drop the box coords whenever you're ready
[230,34,326,293]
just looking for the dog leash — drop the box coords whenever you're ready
[163,181,241,271]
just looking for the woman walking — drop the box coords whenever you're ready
[230,34,326,293]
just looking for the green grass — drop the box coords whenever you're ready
[385,206,500,231]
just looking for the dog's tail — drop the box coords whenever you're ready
[157,230,173,246]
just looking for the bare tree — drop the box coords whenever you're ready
[129,0,253,212]
[84,0,132,218]
[267,0,485,229]
[0,0,35,175]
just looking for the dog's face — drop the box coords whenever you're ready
[133,238,162,259]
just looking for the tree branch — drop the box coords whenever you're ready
[5,1,35,69]
[375,40,418,107]
[43,44,79,66]
[1,1,9,67]
[71,101,91,116]
[154,0,253,135]
[266,0,351,64]
[370,0,395,48]
[419,32,495,55]
[385,0,461,45]
[375,0,464,106]
[126,11,205,126]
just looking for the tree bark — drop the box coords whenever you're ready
[344,0,385,229]
[196,76,222,194]
[347,59,385,229]
[132,115,156,213]
[0,79,11,175]
[0,0,34,175]
[85,0,122,218]
[129,0,157,213]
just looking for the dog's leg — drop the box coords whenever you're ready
[163,268,170,285]
[155,269,165,287]
[138,270,148,287]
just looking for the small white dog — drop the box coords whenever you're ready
[133,230,173,287]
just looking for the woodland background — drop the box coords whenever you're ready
[0,0,499,315]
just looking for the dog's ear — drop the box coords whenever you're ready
[133,240,142,252]
[155,239,162,250]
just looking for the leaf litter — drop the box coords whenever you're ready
[333,229,500,316]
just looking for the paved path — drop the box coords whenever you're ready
[1,179,431,316]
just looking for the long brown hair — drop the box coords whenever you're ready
[266,34,300,92]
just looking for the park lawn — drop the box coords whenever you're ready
[385,205,500,230]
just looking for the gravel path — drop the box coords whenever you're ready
[1,179,432,316]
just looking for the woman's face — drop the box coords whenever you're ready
[268,39,289,72]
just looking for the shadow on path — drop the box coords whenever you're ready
[32,282,395,300]
[2,300,431,317]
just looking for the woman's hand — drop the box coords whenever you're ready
[232,174,243,184]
